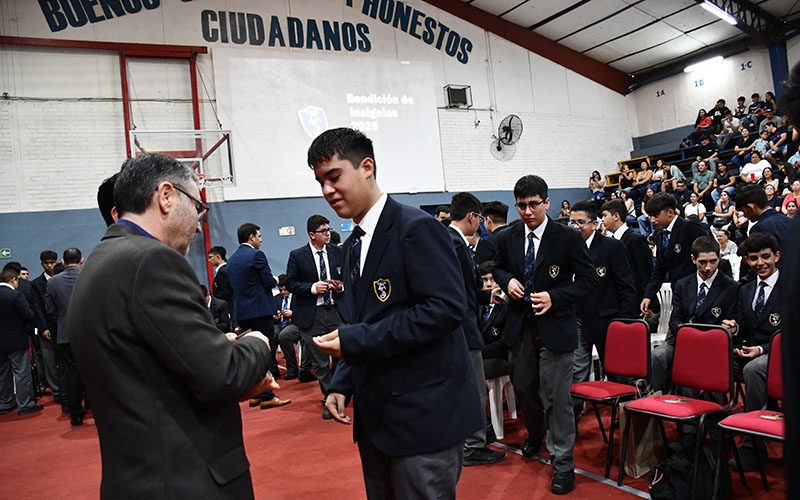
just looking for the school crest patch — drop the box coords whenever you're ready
[769,313,781,327]
[373,279,391,302]
[336,266,342,276]
[549,265,560,278]
[490,327,501,338]
[673,243,682,254]
[711,306,721,319]
[596,266,607,278]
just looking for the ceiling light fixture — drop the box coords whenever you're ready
[700,1,738,25]
[684,55,724,73]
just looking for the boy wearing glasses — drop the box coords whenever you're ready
[568,200,636,394]
[493,175,597,495]
[285,214,345,419]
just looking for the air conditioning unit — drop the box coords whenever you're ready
[444,85,472,109]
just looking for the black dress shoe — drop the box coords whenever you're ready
[70,415,83,427]
[297,372,316,383]
[18,405,43,416]
[322,408,333,420]
[0,405,17,415]
[463,447,507,466]
[551,471,575,495]
[521,437,542,458]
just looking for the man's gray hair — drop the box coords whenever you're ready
[114,153,198,216]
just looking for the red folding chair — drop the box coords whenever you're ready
[618,324,734,498]
[715,332,783,494]
[571,318,650,478]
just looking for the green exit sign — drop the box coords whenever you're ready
[0,248,11,259]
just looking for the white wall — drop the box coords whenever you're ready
[628,48,774,137]
[0,0,634,214]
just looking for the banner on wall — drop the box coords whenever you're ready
[213,49,444,200]
[31,0,473,64]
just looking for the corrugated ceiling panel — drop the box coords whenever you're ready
[501,0,584,28]
[606,36,706,73]
[558,8,656,52]
[629,0,697,19]
[534,0,634,40]
[467,0,524,17]
[686,22,744,46]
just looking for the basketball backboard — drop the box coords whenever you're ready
[129,129,235,187]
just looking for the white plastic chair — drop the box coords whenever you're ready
[486,375,517,440]
[653,282,672,348]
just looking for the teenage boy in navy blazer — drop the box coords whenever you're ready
[274,274,312,382]
[600,199,653,304]
[493,175,597,495]
[308,128,482,499]
[650,236,738,392]
[640,192,708,319]
[568,200,636,393]
[285,214,345,419]
[447,192,507,467]
[723,232,783,471]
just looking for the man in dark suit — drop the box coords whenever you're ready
[640,192,708,318]
[29,250,61,406]
[475,201,509,265]
[569,200,636,395]
[0,269,40,415]
[308,128,482,499]
[208,246,234,311]
[493,175,597,495]
[70,153,274,499]
[600,199,653,303]
[227,222,289,409]
[448,192,507,466]
[723,233,783,470]
[286,214,346,419]
[200,285,231,333]
[650,236,738,392]
[736,184,791,245]
[45,248,85,426]
[274,275,312,382]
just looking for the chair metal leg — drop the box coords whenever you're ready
[689,417,705,500]
[604,402,618,478]
[592,402,608,444]
[753,438,769,491]
[617,409,631,486]
[657,418,669,450]
[713,428,725,500]
[729,434,748,489]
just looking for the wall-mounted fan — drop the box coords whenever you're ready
[490,114,523,161]
[490,138,516,161]
[499,114,523,145]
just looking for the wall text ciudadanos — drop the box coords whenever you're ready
[36,0,473,64]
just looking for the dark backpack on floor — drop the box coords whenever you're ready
[648,445,732,499]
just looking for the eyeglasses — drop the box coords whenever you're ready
[471,212,485,223]
[568,220,593,227]
[515,200,546,212]
[313,228,331,234]
[173,184,209,223]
